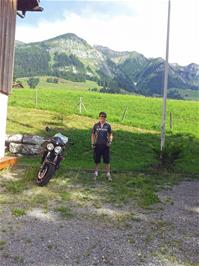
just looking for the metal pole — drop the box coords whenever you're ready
[160,0,171,151]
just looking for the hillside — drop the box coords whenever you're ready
[8,87,199,173]
[14,33,199,99]
[3,91,199,266]
[9,86,199,136]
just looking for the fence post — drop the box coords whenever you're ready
[35,87,38,108]
[170,112,173,131]
[121,106,128,122]
[78,97,87,114]
[79,97,82,114]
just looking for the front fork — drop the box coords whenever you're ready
[54,154,64,169]
[41,151,48,164]
[40,151,54,170]
[41,151,63,169]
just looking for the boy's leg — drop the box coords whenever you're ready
[104,163,112,181]
[104,163,110,173]
[93,145,101,180]
[94,164,99,176]
[103,147,112,181]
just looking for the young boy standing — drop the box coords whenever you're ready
[91,112,113,181]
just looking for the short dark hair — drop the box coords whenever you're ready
[99,112,107,118]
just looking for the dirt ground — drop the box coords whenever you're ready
[0,169,198,266]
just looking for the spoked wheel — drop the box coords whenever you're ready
[37,164,55,186]
[38,164,48,179]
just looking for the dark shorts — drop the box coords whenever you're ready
[93,144,110,164]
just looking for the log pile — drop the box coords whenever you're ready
[5,134,46,155]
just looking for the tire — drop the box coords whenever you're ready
[37,163,56,186]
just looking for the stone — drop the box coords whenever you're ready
[9,143,44,155]
[22,135,45,145]
[21,144,44,155]
[9,143,23,154]
[7,134,23,143]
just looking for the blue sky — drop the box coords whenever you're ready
[17,1,135,25]
[16,0,199,65]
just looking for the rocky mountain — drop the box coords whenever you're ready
[15,33,135,91]
[95,45,199,98]
[14,33,199,99]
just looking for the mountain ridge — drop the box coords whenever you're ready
[14,33,199,99]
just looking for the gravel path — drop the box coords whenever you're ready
[0,180,198,266]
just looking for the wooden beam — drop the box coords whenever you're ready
[0,0,17,159]
[0,157,17,171]
[0,0,17,95]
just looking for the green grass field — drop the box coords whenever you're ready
[10,80,199,136]
[7,79,199,174]
[17,77,100,92]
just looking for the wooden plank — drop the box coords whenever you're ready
[0,0,17,95]
[0,156,17,170]
[0,0,17,158]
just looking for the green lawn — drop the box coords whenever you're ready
[0,165,188,214]
[3,83,199,213]
[6,80,199,174]
[9,87,199,137]
[7,105,199,174]
[17,76,100,92]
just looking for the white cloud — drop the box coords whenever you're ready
[16,0,199,65]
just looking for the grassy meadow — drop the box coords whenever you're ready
[6,78,199,174]
[10,78,199,135]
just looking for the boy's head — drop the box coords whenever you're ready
[99,112,107,122]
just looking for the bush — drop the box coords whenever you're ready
[90,88,98,92]
[153,142,184,170]
[46,77,58,84]
[99,87,121,94]
[27,77,40,89]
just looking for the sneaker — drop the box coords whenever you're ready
[106,172,112,182]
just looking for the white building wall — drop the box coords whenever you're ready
[0,93,8,158]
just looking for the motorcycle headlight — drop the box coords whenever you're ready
[54,146,62,154]
[47,143,54,151]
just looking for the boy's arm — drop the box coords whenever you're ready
[108,124,113,143]
[91,125,96,146]
[91,133,96,145]
[108,133,113,143]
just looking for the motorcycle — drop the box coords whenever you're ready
[37,133,68,186]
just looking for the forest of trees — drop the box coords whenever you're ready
[14,46,50,77]
[14,45,136,90]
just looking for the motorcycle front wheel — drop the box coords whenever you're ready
[37,163,56,186]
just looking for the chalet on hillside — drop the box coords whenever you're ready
[12,82,24,89]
